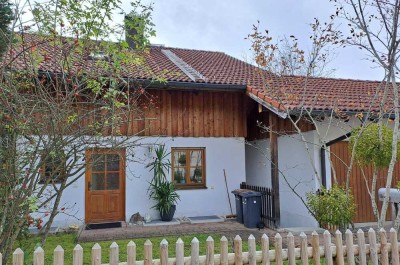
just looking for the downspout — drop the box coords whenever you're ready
[320,132,352,187]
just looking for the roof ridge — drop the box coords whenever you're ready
[282,74,385,83]
[152,45,225,54]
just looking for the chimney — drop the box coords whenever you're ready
[124,12,145,50]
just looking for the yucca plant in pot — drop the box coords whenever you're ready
[148,180,180,221]
[146,145,180,221]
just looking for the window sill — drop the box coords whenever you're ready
[176,185,207,190]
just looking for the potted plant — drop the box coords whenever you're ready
[146,145,180,221]
[148,180,180,221]
[178,154,186,166]
[174,170,185,184]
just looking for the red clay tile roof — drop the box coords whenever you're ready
[3,33,268,86]
[248,75,390,114]
[3,33,390,114]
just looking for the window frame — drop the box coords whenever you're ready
[39,149,66,184]
[86,148,125,191]
[171,147,206,189]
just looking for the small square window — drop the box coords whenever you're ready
[171,148,205,189]
[39,149,66,184]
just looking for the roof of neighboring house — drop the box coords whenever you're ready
[3,32,389,115]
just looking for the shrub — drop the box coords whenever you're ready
[349,123,400,168]
[306,185,356,229]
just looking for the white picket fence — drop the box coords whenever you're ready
[3,228,400,265]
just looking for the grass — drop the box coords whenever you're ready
[14,232,261,264]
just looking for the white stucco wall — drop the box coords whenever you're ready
[44,137,246,227]
[245,140,271,187]
[278,131,319,228]
[244,132,319,228]
[244,116,377,228]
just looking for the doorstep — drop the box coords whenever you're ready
[185,215,225,224]
[142,218,180,226]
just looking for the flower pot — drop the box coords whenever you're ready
[160,205,176,221]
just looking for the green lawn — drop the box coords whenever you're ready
[14,232,260,264]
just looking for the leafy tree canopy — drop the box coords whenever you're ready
[0,0,13,57]
[350,123,400,168]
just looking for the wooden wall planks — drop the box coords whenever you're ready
[330,141,398,223]
[118,89,247,138]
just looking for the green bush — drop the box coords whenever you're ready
[306,185,356,229]
[349,123,400,168]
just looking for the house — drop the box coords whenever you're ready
[4,29,398,229]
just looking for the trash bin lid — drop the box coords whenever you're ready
[231,189,253,195]
[241,191,262,198]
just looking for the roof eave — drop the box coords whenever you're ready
[246,91,288,119]
[136,79,247,91]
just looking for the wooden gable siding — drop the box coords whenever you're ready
[118,90,247,137]
[246,99,315,141]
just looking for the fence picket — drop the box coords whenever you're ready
[357,229,367,265]
[109,242,119,265]
[287,232,295,265]
[323,230,333,265]
[334,230,344,265]
[248,235,256,265]
[206,236,214,265]
[13,248,23,265]
[144,240,153,265]
[274,233,282,265]
[390,228,399,265]
[345,229,355,265]
[53,245,64,265]
[72,244,83,265]
[191,237,199,265]
[368,228,378,265]
[261,234,269,265]
[379,228,389,265]
[91,243,101,265]
[127,241,136,265]
[311,231,320,265]
[33,247,44,265]
[0,252,2,265]
[7,228,400,265]
[160,239,168,265]
[299,232,308,265]
[234,235,242,265]
[176,238,184,265]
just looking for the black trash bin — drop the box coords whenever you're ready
[231,189,251,223]
[241,191,262,228]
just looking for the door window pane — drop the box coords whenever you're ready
[107,154,120,171]
[92,173,105,190]
[107,172,120,190]
[91,154,105,171]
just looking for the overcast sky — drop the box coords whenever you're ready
[119,0,384,81]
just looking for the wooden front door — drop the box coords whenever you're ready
[330,141,400,223]
[85,149,125,223]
